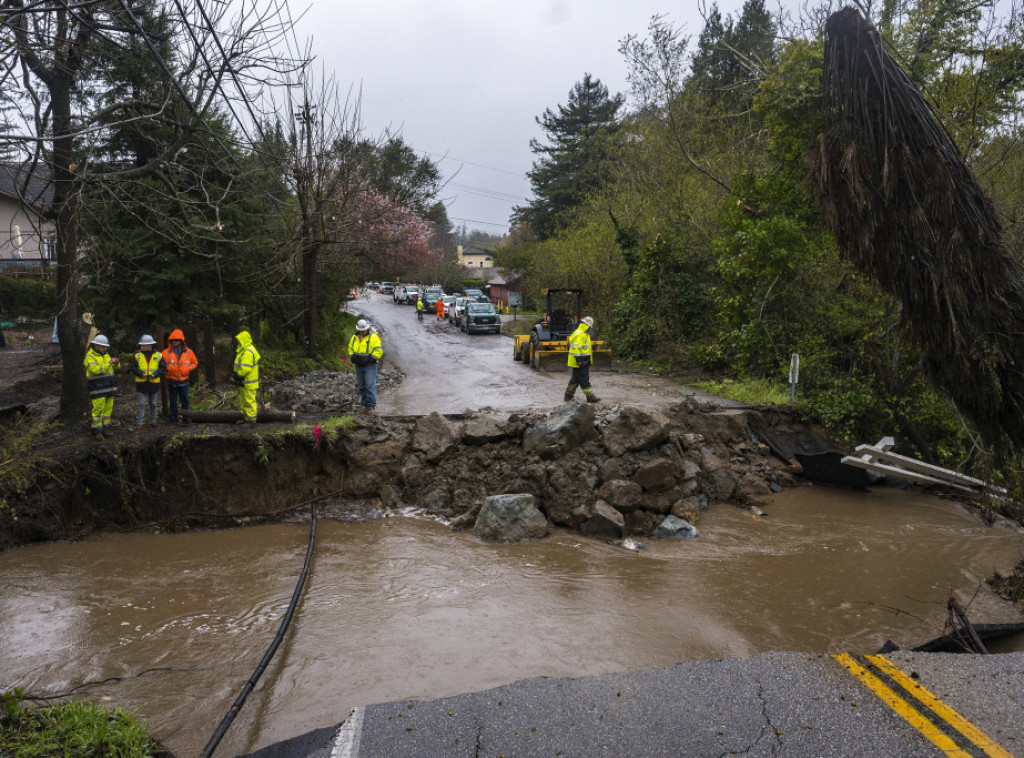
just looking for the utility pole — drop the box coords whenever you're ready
[295,97,318,358]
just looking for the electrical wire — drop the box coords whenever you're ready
[113,0,244,170]
[199,499,320,758]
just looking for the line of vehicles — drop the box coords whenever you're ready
[364,283,613,368]
[366,282,501,335]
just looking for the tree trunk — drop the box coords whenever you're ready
[181,409,296,423]
[52,77,88,423]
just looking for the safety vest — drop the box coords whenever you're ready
[162,345,198,382]
[348,332,383,361]
[567,324,592,368]
[416,300,424,311]
[233,331,260,386]
[133,351,162,385]
[84,348,117,398]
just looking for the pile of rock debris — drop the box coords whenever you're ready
[267,368,405,413]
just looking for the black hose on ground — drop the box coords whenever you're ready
[199,501,318,758]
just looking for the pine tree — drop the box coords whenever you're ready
[513,74,624,240]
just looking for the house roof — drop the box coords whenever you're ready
[0,164,53,207]
[488,271,519,286]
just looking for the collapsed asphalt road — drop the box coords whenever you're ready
[245,649,1024,757]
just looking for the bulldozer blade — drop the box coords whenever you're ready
[535,351,569,371]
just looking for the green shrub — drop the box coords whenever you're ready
[0,277,56,318]
[0,689,166,757]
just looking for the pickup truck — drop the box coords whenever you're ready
[463,288,489,304]
[394,285,420,304]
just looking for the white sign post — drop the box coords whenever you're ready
[789,353,800,405]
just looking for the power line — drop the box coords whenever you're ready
[170,0,260,150]
[448,181,529,203]
[449,216,510,229]
[421,150,526,178]
[190,0,271,146]
[114,0,244,169]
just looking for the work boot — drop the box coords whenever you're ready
[583,388,601,404]
[563,382,579,402]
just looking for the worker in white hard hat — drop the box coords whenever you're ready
[347,318,383,414]
[84,333,119,437]
[131,334,165,430]
[565,316,600,403]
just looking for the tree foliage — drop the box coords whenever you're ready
[512,74,624,239]
[500,0,1024,465]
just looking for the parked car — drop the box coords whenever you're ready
[462,301,501,334]
[447,296,469,322]
[379,282,395,294]
[394,284,420,304]
[463,288,489,304]
[422,288,444,308]
[440,295,456,318]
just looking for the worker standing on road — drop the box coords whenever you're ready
[435,297,445,321]
[231,330,260,423]
[85,334,119,437]
[416,297,425,322]
[348,319,383,414]
[565,316,600,403]
[132,334,165,430]
[162,329,198,425]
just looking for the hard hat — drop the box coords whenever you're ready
[91,334,110,347]
[582,316,594,328]
[356,319,370,331]
[139,334,157,346]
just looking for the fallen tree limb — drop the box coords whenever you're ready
[181,409,296,424]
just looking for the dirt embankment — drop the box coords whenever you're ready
[0,398,818,551]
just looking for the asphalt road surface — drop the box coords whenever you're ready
[246,649,1024,757]
[347,292,731,416]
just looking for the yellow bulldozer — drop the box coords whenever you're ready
[512,288,613,371]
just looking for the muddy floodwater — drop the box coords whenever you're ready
[2,486,1023,756]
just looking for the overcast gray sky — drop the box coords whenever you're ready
[292,1,764,236]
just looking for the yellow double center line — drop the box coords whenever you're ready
[833,653,1015,757]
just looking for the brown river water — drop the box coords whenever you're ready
[3,486,1023,756]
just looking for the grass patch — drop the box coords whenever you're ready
[0,416,60,523]
[275,415,358,451]
[500,314,540,337]
[691,378,793,406]
[1,689,166,757]
[988,559,1024,603]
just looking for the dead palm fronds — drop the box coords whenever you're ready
[812,7,1024,453]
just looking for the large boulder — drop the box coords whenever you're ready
[703,467,738,503]
[473,494,550,543]
[411,412,458,462]
[597,479,643,514]
[579,500,625,539]
[522,403,599,460]
[632,458,677,492]
[461,415,512,446]
[542,463,598,527]
[602,407,671,457]
[655,515,700,539]
[735,472,773,506]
